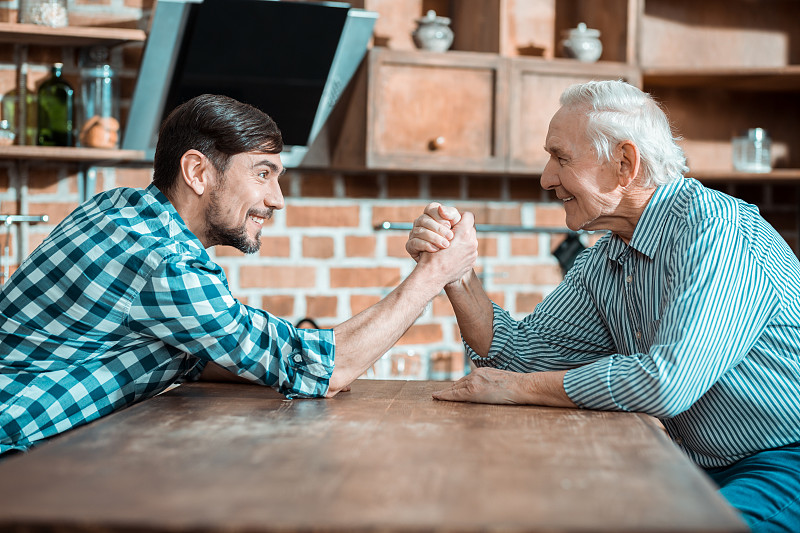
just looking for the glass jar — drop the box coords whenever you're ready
[19,0,69,27]
[79,57,120,149]
[1,64,37,145]
[732,128,772,173]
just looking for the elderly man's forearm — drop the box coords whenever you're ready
[444,270,495,356]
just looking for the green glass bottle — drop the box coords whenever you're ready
[37,63,74,146]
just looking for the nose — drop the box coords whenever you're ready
[266,179,285,211]
[540,157,560,191]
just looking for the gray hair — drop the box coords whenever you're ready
[560,80,688,187]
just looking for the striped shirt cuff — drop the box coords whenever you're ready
[463,302,517,370]
[564,361,622,411]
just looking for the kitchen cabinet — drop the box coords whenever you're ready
[307,48,508,173]
[368,49,507,172]
[316,0,799,180]
[305,48,633,174]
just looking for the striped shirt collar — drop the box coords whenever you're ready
[607,178,687,263]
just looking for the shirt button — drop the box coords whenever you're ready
[635,330,642,339]
[674,437,684,445]
[293,354,303,363]
[626,275,633,283]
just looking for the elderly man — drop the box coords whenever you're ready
[0,94,477,455]
[407,80,800,532]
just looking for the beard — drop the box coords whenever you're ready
[205,187,271,254]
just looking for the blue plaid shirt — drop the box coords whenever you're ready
[0,185,335,454]
[469,178,800,468]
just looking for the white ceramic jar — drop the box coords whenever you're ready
[412,10,454,52]
[561,22,602,62]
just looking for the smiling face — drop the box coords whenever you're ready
[541,106,627,234]
[204,151,285,254]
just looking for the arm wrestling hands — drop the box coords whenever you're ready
[407,202,575,408]
[325,209,479,396]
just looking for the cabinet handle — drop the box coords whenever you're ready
[428,136,446,151]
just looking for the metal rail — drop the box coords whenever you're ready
[1,215,49,224]
[375,221,585,234]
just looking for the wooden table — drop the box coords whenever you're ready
[0,380,746,532]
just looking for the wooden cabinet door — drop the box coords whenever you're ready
[508,59,640,174]
[367,49,508,172]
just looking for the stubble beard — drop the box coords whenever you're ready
[206,188,269,254]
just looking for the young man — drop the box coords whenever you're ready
[0,94,478,455]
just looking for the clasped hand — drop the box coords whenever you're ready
[407,202,478,287]
[406,202,464,262]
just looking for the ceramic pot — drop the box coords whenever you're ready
[412,10,454,52]
[561,22,602,62]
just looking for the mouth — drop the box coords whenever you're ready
[248,215,265,227]
[561,196,575,204]
[247,209,273,228]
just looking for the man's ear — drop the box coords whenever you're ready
[617,140,641,188]
[179,150,211,196]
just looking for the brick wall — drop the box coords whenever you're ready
[102,167,585,379]
[2,1,799,380]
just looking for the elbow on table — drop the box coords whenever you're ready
[325,369,352,398]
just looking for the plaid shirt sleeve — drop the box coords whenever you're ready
[126,254,335,399]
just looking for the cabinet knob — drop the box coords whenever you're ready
[428,136,446,151]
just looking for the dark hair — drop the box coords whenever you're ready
[152,94,283,197]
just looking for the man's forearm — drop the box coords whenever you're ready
[328,265,442,394]
[444,269,495,357]
[432,367,577,407]
[524,370,576,407]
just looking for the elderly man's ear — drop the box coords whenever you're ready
[180,149,212,196]
[616,141,641,188]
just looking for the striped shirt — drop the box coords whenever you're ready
[0,185,335,454]
[468,178,800,468]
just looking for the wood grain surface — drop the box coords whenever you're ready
[0,380,746,532]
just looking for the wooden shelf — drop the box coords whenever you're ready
[690,169,800,182]
[0,22,146,47]
[643,66,800,92]
[0,145,145,163]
